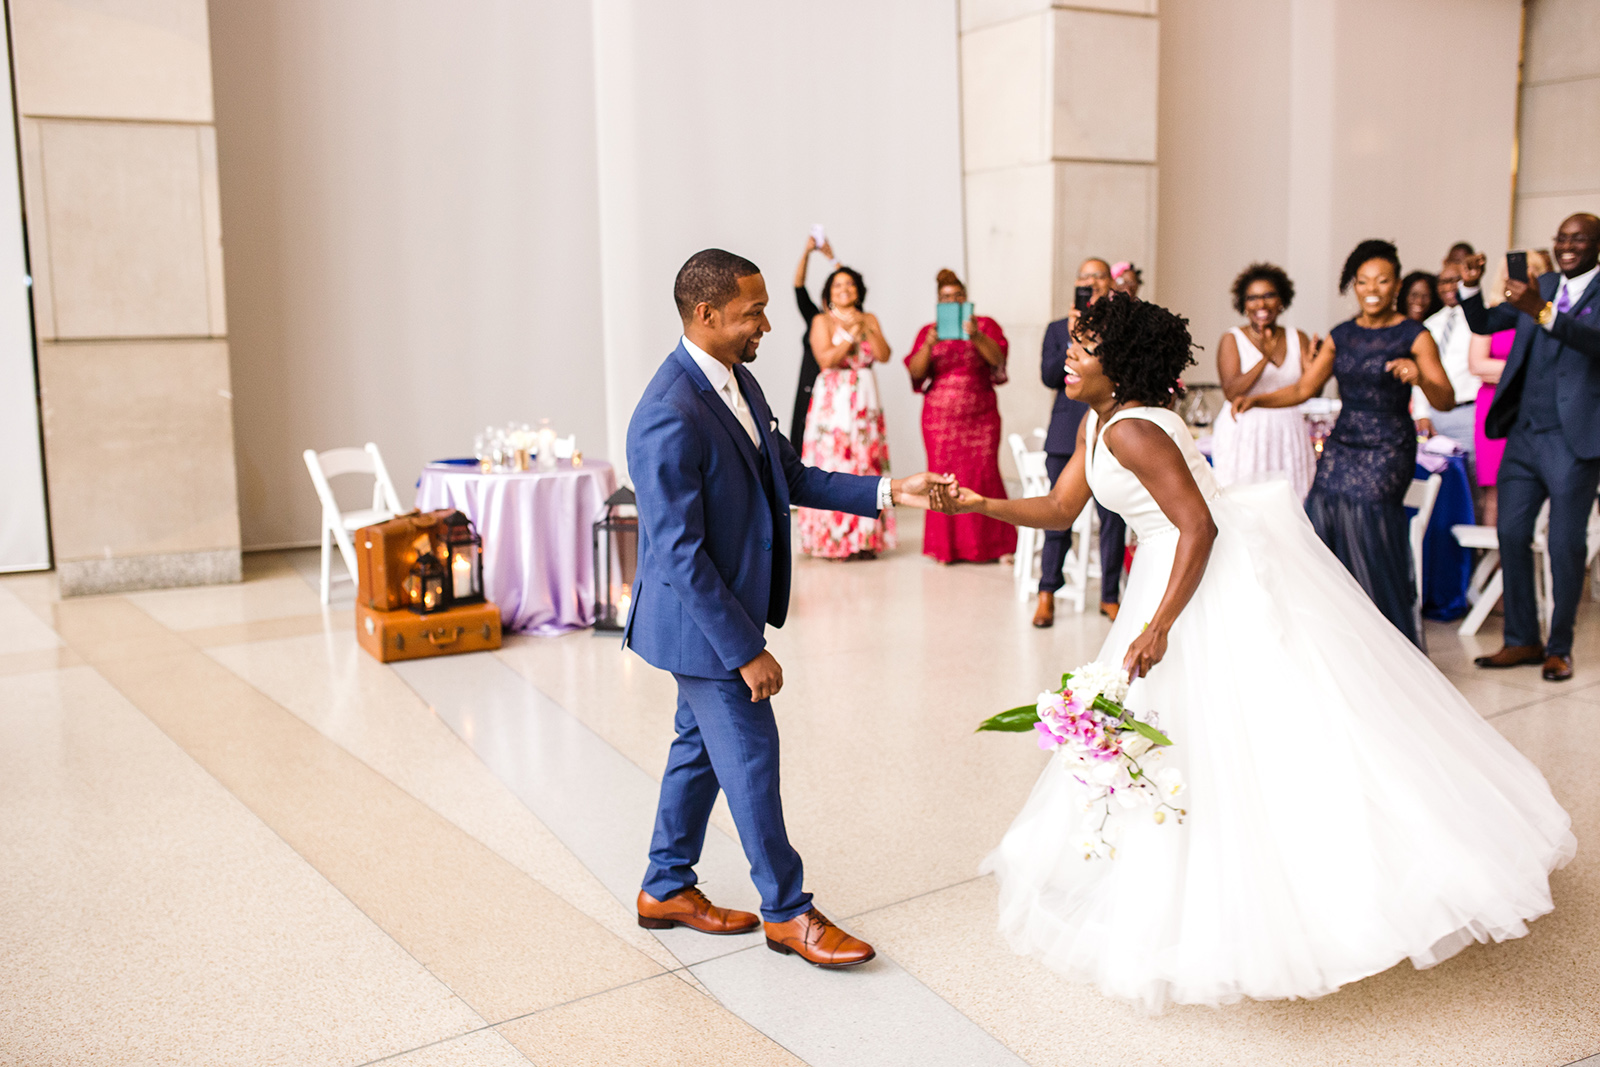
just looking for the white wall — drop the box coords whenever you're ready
[591,0,966,483]
[1158,0,1521,380]
[1514,0,1600,249]
[210,0,608,548]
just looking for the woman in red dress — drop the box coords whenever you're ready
[906,269,1016,563]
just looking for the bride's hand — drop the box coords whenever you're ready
[1122,626,1167,680]
[1231,395,1255,416]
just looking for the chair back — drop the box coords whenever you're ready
[1405,473,1443,606]
[1007,433,1051,498]
[303,442,402,517]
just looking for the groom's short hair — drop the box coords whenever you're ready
[674,248,761,319]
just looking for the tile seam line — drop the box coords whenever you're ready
[66,652,497,1056]
[405,651,1030,1065]
[82,597,664,1042]
[175,623,684,976]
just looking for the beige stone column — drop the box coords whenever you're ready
[958,0,1159,471]
[1513,0,1600,248]
[9,0,240,594]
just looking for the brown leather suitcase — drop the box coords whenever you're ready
[356,600,503,663]
[356,509,454,611]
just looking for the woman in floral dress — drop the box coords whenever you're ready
[798,266,896,559]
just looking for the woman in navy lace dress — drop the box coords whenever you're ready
[1233,240,1455,645]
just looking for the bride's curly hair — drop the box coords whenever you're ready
[1072,293,1197,406]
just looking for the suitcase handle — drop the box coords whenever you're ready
[426,626,465,646]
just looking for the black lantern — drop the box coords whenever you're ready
[441,510,484,606]
[592,486,638,633]
[407,551,447,614]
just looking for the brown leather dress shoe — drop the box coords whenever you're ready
[1543,654,1575,682]
[1032,590,1055,628]
[636,888,759,935]
[1474,644,1545,669]
[1100,601,1120,621]
[764,908,875,968]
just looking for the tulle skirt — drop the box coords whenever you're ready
[982,479,1574,1010]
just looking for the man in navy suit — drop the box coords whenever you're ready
[624,249,949,967]
[1460,213,1600,681]
[1033,258,1127,628]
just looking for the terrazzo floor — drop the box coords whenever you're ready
[2,511,1598,1067]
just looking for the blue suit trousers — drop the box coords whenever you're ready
[641,673,811,923]
[1498,427,1600,658]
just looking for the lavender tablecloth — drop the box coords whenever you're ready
[415,460,617,635]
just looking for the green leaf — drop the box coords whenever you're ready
[1060,672,1074,691]
[1124,718,1173,746]
[977,704,1041,733]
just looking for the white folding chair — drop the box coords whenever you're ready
[302,442,403,604]
[1008,433,1051,599]
[1451,499,1575,639]
[1402,474,1443,609]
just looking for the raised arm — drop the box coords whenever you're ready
[1217,330,1270,401]
[1100,419,1216,679]
[967,315,1006,369]
[1234,333,1335,412]
[1395,328,1454,412]
[810,314,856,369]
[863,313,892,363]
[906,324,936,388]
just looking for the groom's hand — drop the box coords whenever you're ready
[739,649,783,702]
[891,471,956,508]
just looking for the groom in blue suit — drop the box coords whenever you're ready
[625,248,947,967]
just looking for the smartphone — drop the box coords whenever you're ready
[810,222,827,249]
[1074,285,1093,312]
[1506,250,1528,283]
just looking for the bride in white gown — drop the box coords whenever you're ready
[938,295,1574,1010]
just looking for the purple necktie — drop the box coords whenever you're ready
[1556,283,1572,314]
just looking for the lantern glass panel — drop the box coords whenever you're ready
[409,553,447,614]
[440,510,484,605]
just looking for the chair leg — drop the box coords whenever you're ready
[1457,570,1502,637]
[319,523,333,605]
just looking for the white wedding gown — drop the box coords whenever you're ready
[982,406,1575,1010]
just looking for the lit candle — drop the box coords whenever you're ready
[452,553,473,599]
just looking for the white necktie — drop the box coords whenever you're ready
[722,375,760,446]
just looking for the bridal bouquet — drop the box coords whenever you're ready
[977,661,1185,859]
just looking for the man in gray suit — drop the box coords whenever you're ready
[1459,213,1600,681]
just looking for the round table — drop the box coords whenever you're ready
[415,460,618,635]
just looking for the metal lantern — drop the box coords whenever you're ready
[592,486,638,633]
[407,551,447,614]
[441,510,484,606]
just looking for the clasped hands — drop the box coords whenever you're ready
[895,471,981,514]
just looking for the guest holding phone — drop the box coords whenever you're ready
[1034,257,1127,625]
[1459,214,1600,682]
[797,266,895,560]
[1468,250,1554,525]
[788,235,833,447]
[1211,263,1318,499]
[906,269,1015,563]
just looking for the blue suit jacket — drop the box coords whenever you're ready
[1041,316,1088,454]
[1463,270,1600,459]
[623,343,882,678]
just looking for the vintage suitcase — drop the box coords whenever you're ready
[355,509,454,611]
[356,600,503,663]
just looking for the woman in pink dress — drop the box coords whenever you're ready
[1469,251,1552,526]
[905,269,1016,563]
[798,266,896,559]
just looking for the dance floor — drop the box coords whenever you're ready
[3,511,1597,1067]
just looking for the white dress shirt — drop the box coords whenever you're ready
[681,336,893,508]
[1417,303,1478,415]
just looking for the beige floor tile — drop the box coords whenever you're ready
[93,647,666,1023]
[0,645,82,676]
[0,568,59,625]
[377,1028,533,1066]
[209,630,681,971]
[0,585,62,653]
[498,972,804,1067]
[185,610,340,648]
[45,594,194,662]
[125,572,326,631]
[0,665,485,1066]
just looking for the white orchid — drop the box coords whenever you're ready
[1155,767,1186,799]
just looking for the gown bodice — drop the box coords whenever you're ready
[1085,406,1217,542]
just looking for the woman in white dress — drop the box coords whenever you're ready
[1210,263,1318,498]
[937,294,1574,1010]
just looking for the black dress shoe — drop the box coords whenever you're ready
[1543,655,1574,682]
[1474,644,1545,669]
